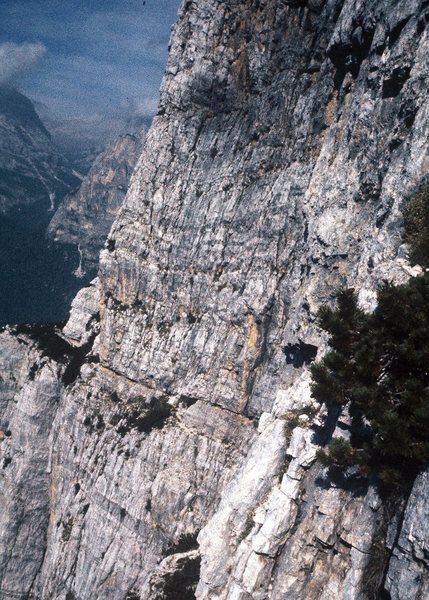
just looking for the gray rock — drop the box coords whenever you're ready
[0,331,64,599]
[62,278,100,346]
[385,468,429,600]
[1,0,429,599]
[99,0,429,423]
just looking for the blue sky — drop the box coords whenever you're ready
[0,0,181,142]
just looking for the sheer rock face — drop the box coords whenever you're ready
[1,1,429,599]
[34,361,254,600]
[100,0,429,419]
[0,86,80,216]
[48,133,145,275]
[0,331,65,598]
[385,469,429,600]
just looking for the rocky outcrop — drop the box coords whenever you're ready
[0,327,66,598]
[48,133,145,276]
[0,86,80,218]
[385,469,429,600]
[0,0,429,599]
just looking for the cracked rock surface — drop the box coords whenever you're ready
[1,0,429,599]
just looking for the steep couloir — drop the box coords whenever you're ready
[0,1,428,599]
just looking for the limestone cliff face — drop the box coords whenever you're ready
[1,1,429,599]
[48,133,145,276]
[100,0,428,417]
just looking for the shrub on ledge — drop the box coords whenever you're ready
[316,438,357,469]
[404,185,429,266]
[310,273,429,485]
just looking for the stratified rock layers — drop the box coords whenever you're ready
[100,0,429,417]
[1,1,429,599]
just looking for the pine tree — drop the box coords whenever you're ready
[311,272,429,485]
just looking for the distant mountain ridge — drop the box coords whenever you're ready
[0,87,83,324]
[0,87,145,325]
[48,131,145,277]
[0,86,80,221]
[0,86,50,137]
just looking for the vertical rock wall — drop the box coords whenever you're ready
[0,1,429,599]
[100,0,429,418]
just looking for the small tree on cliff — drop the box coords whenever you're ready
[311,273,429,484]
[311,185,429,486]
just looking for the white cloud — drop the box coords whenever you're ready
[0,41,47,85]
[131,96,159,116]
